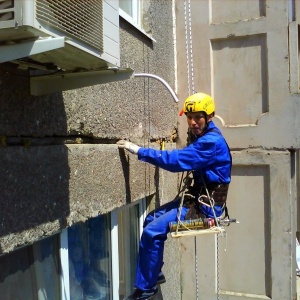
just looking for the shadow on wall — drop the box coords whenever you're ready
[0,63,70,252]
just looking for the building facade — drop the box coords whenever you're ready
[176,1,300,299]
[1,0,300,300]
[0,0,180,299]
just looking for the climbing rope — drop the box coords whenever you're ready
[194,236,199,300]
[216,233,220,300]
[173,174,225,236]
[183,0,221,299]
[184,0,200,298]
[184,0,195,96]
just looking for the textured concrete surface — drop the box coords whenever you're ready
[297,276,300,300]
[175,0,299,299]
[0,3,178,142]
[0,0,182,298]
[0,142,178,253]
[0,0,177,240]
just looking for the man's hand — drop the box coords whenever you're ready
[117,140,140,154]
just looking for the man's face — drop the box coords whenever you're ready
[186,111,211,136]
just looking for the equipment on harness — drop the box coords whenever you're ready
[185,183,229,207]
[169,171,238,238]
[169,216,236,232]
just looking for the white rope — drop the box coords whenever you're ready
[182,3,227,296]
[216,233,221,300]
[184,1,198,299]
[175,173,193,234]
[187,0,195,94]
[176,190,186,235]
[201,182,221,228]
[184,0,191,96]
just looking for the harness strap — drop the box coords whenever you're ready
[186,183,229,206]
[195,127,232,218]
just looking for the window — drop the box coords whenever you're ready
[67,215,111,300]
[62,200,146,300]
[0,235,61,300]
[119,0,154,40]
[114,201,146,299]
[119,0,141,28]
[65,199,146,300]
[0,199,146,300]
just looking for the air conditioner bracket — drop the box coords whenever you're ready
[0,37,65,63]
[30,68,134,96]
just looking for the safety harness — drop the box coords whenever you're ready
[170,126,236,237]
[181,2,237,298]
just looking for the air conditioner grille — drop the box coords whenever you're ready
[0,0,14,10]
[0,0,15,21]
[36,0,103,51]
[0,11,14,21]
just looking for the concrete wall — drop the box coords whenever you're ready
[175,0,299,299]
[0,1,181,299]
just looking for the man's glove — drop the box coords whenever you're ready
[116,140,140,154]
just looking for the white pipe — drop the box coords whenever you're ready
[134,73,179,103]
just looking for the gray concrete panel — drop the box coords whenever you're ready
[0,143,178,254]
[176,1,297,298]
[180,149,293,300]
[176,0,300,150]
[0,1,178,143]
[0,0,181,298]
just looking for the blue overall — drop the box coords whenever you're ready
[135,121,231,291]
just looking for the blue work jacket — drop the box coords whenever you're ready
[137,121,231,186]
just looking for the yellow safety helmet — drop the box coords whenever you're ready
[179,93,215,116]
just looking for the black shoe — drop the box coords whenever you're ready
[123,286,158,300]
[157,272,166,285]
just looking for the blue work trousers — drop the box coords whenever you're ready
[135,198,187,290]
[134,199,224,291]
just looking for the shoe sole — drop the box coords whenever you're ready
[147,293,158,300]
[123,294,157,300]
[157,279,166,285]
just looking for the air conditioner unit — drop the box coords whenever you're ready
[0,0,120,71]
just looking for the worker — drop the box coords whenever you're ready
[117,92,232,300]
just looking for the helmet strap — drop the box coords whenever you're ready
[204,113,210,129]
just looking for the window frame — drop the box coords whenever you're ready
[111,198,147,298]
[119,0,140,28]
[119,0,156,42]
[60,229,70,300]
[59,198,146,300]
[0,200,147,300]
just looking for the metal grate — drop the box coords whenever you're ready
[0,0,14,10]
[36,0,103,51]
[0,11,14,21]
[0,0,15,21]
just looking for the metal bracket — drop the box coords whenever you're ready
[30,69,177,100]
[30,68,134,96]
[0,37,65,63]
